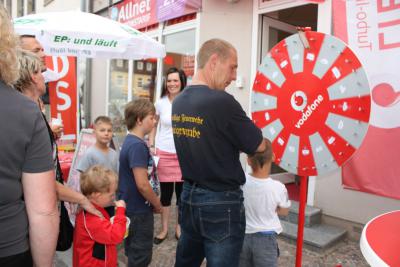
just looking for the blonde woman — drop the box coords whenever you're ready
[0,5,58,267]
[14,49,102,216]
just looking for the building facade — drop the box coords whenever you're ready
[6,0,400,229]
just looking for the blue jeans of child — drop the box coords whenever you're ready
[125,212,154,267]
[239,232,279,267]
[175,182,245,267]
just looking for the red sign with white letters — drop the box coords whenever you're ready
[46,56,77,142]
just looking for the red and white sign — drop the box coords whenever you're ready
[251,31,371,176]
[110,0,157,30]
[65,129,96,225]
[334,0,400,199]
[46,56,77,142]
[360,210,400,266]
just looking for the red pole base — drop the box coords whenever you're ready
[295,176,308,267]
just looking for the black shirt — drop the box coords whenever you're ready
[172,85,263,191]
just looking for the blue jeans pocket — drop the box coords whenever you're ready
[199,205,230,242]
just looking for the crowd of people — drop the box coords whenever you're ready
[0,4,291,267]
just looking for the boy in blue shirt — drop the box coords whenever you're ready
[118,98,162,267]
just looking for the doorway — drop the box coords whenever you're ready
[259,4,318,201]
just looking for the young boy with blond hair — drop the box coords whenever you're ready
[77,116,118,216]
[77,116,118,174]
[118,98,162,267]
[239,139,291,267]
[73,165,127,267]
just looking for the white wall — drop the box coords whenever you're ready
[199,0,253,111]
[314,169,400,224]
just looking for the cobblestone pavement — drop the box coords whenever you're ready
[56,205,369,267]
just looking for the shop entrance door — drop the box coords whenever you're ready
[259,4,318,200]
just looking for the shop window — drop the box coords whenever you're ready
[17,0,24,16]
[1,0,12,15]
[131,59,157,102]
[163,29,196,84]
[27,0,35,14]
[108,59,129,146]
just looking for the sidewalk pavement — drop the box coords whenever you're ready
[56,204,368,267]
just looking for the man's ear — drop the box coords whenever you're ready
[31,73,39,85]
[208,53,218,70]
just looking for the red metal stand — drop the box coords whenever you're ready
[295,175,308,267]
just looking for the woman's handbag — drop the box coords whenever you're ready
[56,200,74,251]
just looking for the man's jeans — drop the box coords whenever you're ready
[175,182,245,267]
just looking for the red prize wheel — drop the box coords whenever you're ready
[251,31,371,176]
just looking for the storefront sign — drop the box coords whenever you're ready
[334,0,400,200]
[46,56,77,142]
[109,0,201,29]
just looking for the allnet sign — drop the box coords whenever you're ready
[109,0,201,29]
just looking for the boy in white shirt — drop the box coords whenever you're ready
[239,139,291,267]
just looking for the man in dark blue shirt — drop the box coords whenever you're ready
[172,38,267,267]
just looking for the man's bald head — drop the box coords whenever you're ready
[20,35,46,71]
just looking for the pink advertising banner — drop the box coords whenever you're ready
[333,0,400,199]
[109,0,201,30]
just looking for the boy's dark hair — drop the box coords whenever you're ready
[94,115,112,126]
[80,165,118,196]
[124,98,155,130]
[248,139,273,171]
[161,67,187,97]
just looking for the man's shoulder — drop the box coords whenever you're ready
[1,84,39,112]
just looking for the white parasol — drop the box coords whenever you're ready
[13,10,165,59]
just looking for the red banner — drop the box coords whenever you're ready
[46,56,77,142]
[333,0,400,200]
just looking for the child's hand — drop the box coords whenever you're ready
[115,200,126,208]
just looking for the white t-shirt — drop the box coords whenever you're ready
[155,96,176,153]
[242,173,291,234]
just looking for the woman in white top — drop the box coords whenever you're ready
[149,67,187,244]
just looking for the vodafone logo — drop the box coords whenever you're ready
[370,73,400,129]
[291,91,307,111]
[295,94,324,129]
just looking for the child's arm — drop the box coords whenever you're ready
[148,115,159,155]
[84,206,127,245]
[276,183,291,217]
[276,206,290,216]
[132,167,162,213]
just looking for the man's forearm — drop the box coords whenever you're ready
[29,210,59,267]
[23,171,59,267]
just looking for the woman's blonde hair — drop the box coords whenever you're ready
[13,49,41,92]
[80,165,118,196]
[0,5,19,85]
